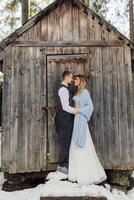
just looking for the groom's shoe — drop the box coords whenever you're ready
[57,165,68,174]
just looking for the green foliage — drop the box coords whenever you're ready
[91,0,108,18]
[5,0,20,11]
[29,1,41,18]
[0,0,51,41]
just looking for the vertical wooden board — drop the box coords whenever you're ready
[62,1,72,41]
[23,47,34,172]
[87,12,93,40]
[78,7,88,55]
[33,21,41,41]
[9,47,19,173]
[44,16,56,163]
[92,24,104,165]
[30,47,36,171]
[22,47,29,172]
[110,47,119,166]
[101,28,112,168]
[123,45,134,165]
[24,47,32,172]
[116,46,128,167]
[47,61,56,162]
[31,47,42,171]
[47,61,54,107]
[40,49,47,171]
[54,7,61,40]
[15,47,26,173]
[8,47,18,173]
[16,30,34,173]
[47,11,54,41]
[53,62,60,162]
[78,9,87,40]
[62,2,73,54]
[1,48,12,172]
[78,10,88,53]
[40,14,48,41]
[72,5,79,41]
[87,15,95,40]
[29,47,36,171]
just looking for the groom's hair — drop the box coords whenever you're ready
[62,71,72,80]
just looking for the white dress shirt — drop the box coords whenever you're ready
[58,86,74,114]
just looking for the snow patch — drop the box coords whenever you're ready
[0,171,133,200]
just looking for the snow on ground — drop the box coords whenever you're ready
[0,171,134,200]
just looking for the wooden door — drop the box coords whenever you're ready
[47,54,88,164]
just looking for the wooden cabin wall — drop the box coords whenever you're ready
[1,0,134,173]
[2,46,47,173]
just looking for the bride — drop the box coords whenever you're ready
[68,74,107,185]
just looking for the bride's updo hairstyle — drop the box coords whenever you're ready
[75,74,87,94]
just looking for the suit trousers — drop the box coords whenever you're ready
[57,125,73,167]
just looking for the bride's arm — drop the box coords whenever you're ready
[79,90,94,121]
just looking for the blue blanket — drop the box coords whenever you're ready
[72,88,94,148]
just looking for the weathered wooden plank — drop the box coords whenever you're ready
[72,4,79,41]
[116,46,128,166]
[101,28,112,169]
[93,20,104,166]
[33,21,41,41]
[78,4,88,54]
[9,47,19,173]
[40,49,47,171]
[40,14,48,41]
[25,29,33,172]
[32,47,41,171]
[63,0,72,41]
[16,47,26,173]
[25,47,32,172]
[23,47,28,172]
[47,10,57,163]
[30,47,36,171]
[13,40,123,47]
[47,60,56,162]
[40,197,107,200]
[79,8,88,40]
[110,47,119,166]
[1,48,12,172]
[123,45,134,165]
[47,54,88,61]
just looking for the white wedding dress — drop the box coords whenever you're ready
[68,123,107,185]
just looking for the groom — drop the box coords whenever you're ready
[55,71,80,174]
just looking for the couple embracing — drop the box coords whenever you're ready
[55,71,107,185]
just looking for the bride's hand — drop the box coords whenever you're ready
[73,107,80,114]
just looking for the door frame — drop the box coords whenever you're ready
[46,52,89,165]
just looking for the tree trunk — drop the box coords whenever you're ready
[129,0,134,42]
[21,0,29,25]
